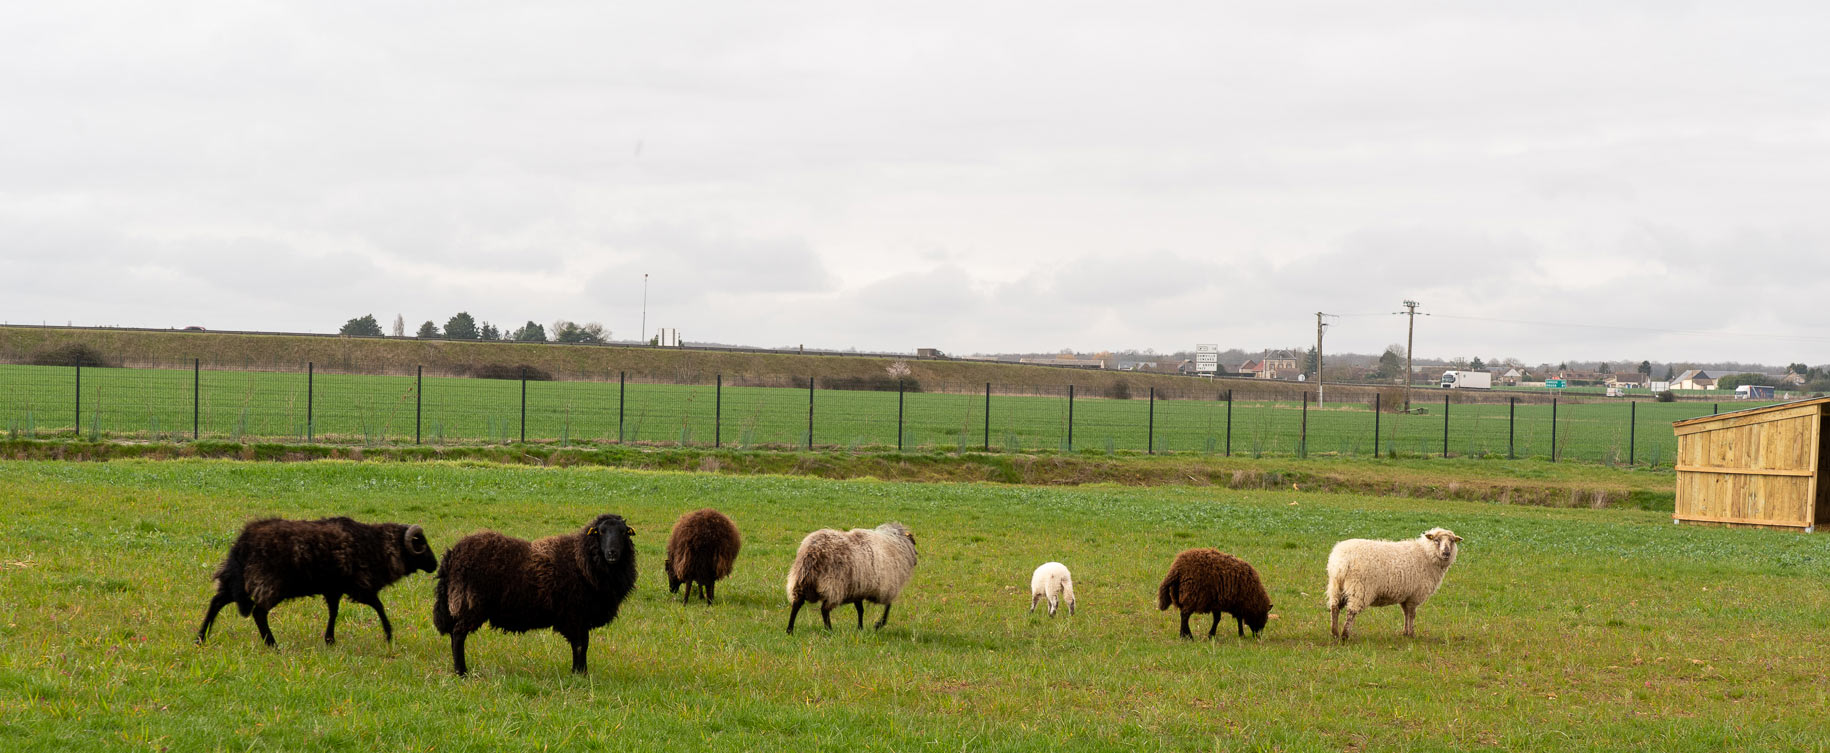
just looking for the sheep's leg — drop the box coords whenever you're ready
[353,594,394,642]
[253,606,277,647]
[855,601,865,630]
[874,603,892,630]
[682,582,693,606]
[323,593,340,644]
[196,592,232,645]
[568,632,589,674]
[1208,614,1221,638]
[1236,616,1244,637]
[704,581,715,605]
[1401,602,1417,637]
[1330,604,1341,640]
[787,599,804,634]
[820,605,834,630]
[1338,608,1361,642]
[1179,611,1193,639]
[1030,593,1040,614]
[451,630,469,676]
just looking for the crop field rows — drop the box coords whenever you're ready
[0,364,1741,465]
[3,459,1827,751]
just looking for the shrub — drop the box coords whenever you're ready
[456,364,554,381]
[1654,390,1676,402]
[817,375,921,392]
[28,343,116,367]
[1109,379,1132,400]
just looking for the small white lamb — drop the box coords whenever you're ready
[1029,562,1075,617]
[1325,527,1461,641]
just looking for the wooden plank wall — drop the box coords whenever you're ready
[1674,407,1821,529]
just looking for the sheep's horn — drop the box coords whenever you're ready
[405,524,425,553]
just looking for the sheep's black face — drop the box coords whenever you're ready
[403,524,438,573]
[1244,610,1269,636]
[586,514,635,569]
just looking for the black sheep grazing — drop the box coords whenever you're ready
[196,517,436,647]
[1156,548,1273,640]
[432,513,637,676]
[664,508,741,605]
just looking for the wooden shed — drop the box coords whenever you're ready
[1672,397,1830,531]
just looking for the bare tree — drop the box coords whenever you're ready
[391,314,405,337]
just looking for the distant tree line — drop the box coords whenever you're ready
[340,313,609,344]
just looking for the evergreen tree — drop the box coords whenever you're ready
[415,321,439,338]
[512,321,547,342]
[444,312,479,340]
[479,322,501,341]
[1470,357,1485,370]
[338,314,383,337]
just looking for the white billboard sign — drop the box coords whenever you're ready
[1195,344,1218,372]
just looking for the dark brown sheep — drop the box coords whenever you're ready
[432,514,637,676]
[1156,548,1272,640]
[664,508,741,605]
[196,517,436,647]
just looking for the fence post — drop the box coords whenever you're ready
[618,371,626,443]
[1067,385,1075,452]
[983,382,991,452]
[1712,403,1718,416]
[807,377,815,450]
[1225,389,1233,457]
[1442,395,1449,458]
[1508,397,1515,460]
[306,361,314,443]
[897,379,905,451]
[519,367,527,443]
[1300,392,1308,458]
[415,365,422,445]
[193,358,200,440]
[1148,387,1156,455]
[1628,400,1636,466]
[715,374,722,448]
[1551,397,1558,462]
[1373,392,1381,457]
[74,363,81,438]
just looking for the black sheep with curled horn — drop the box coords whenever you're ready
[433,513,638,676]
[196,517,437,647]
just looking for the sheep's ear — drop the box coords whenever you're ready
[1449,534,1463,543]
[588,526,598,536]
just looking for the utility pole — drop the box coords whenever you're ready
[1315,311,1327,406]
[1400,299,1420,411]
[641,273,649,345]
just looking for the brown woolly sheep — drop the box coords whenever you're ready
[785,522,918,633]
[1156,548,1272,639]
[432,514,637,676]
[664,508,742,605]
[196,517,436,647]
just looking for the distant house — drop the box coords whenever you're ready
[1671,370,1718,391]
[1257,350,1300,380]
[1500,368,1526,386]
[1237,359,1262,377]
[1606,373,1649,388]
[1782,370,1808,386]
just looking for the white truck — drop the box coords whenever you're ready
[1439,370,1492,390]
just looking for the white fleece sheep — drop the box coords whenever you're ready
[1028,562,1075,617]
[784,522,919,633]
[1325,527,1462,641]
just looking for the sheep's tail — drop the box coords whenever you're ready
[431,556,454,635]
[1156,570,1178,611]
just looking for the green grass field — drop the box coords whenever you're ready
[3,459,1826,751]
[0,364,1746,465]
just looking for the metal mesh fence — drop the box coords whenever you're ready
[0,358,1729,465]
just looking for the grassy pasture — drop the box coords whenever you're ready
[0,364,1735,465]
[3,459,1828,751]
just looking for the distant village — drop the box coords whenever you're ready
[983,348,1820,398]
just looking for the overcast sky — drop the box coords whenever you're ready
[4,2,1829,364]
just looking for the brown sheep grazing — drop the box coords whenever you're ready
[663,508,742,605]
[1156,548,1272,639]
[432,514,637,676]
[196,517,436,647]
